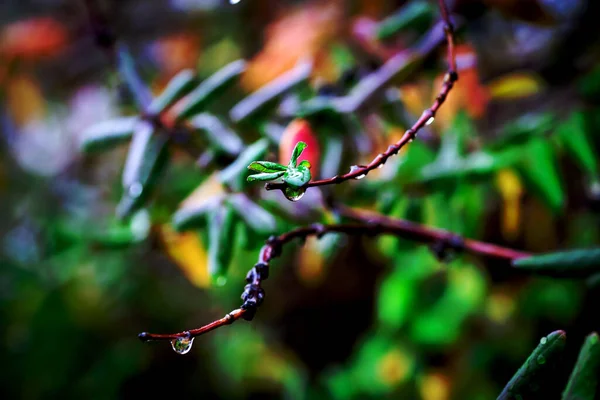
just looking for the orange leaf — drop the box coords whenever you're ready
[241,2,341,91]
[0,17,68,59]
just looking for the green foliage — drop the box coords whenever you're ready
[513,248,600,278]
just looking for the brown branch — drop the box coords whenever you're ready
[139,207,530,344]
[265,0,457,193]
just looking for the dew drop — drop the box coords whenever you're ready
[536,355,546,365]
[426,116,435,126]
[171,336,194,355]
[349,165,367,180]
[284,187,305,202]
[540,337,547,345]
[129,182,143,198]
[354,174,366,180]
[377,164,384,169]
[230,0,241,4]
[408,138,414,143]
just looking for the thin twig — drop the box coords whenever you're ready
[138,206,530,343]
[265,0,457,193]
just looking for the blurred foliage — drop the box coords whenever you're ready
[1,0,600,399]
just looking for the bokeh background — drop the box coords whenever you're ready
[1,0,600,398]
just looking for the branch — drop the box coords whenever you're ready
[139,207,530,345]
[265,0,457,193]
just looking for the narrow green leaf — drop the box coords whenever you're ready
[227,194,277,235]
[175,60,246,121]
[491,113,554,150]
[172,195,225,232]
[247,161,287,173]
[497,330,567,400]
[247,171,285,182]
[80,116,138,153]
[188,113,243,155]
[376,0,434,40]
[283,166,311,188]
[219,138,269,191]
[513,248,600,278]
[117,121,170,219]
[562,333,600,400]
[289,141,307,167]
[518,137,564,213]
[558,111,598,179]
[229,60,312,123]
[378,271,416,329]
[147,69,197,115]
[208,204,237,282]
[117,44,152,109]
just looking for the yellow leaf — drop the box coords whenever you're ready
[420,372,450,400]
[6,75,46,126]
[159,225,210,288]
[488,72,544,100]
[377,348,413,386]
[495,169,523,241]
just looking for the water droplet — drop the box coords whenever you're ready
[230,0,241,4]
[284,187,305,202]
[354,174,366,180]
[536,355,546,365]
[129,182,143,198]
[377,164,384,169]
[216,276,227,286]
[425,116,435,126]
[408,138,414,143]
[540,337,547,345]
[349,165,367,180]
[171,336,194,355]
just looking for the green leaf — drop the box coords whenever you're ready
[175,60,246,121]
[247,171,285,182]
[376,0,434,40]
[172,195,225,232]
[497,330,567,400]
[513,248,600,278]
[247,161,287,173]
[117,44,152,109]
[227,194,277,235]
[518,137,564,213]
[557,111,598,179]
[298,160,311,169]
[117,121,170,219]
[147,69,197,115]
[188,113,243,155]
[562,333,600,400]
[491,112,554,150]
[208,204,237,282]
[80,117,138,153]
[219,138,270,191]
[288,141,307,167]
[283,166,311,188]
[229,60,312,123]
[377,270,416,329]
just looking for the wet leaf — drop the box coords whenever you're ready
[79,116,138,153]
[188,113,243,155]
[562,332,600,400]
[283,166,311,188]
[248,161,287,173]
[208,204,237,282]
[513,248,600,278]
[147,69,197,115]
[220,138,270,191]
[497,331,567,400]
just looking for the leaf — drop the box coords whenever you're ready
[117,44,153,110]
[484,0,556,26]
[219,138,270,191]
[247,171,285,182]
[172,195,224,232]
[174,59,246,121]
[227,194,277,235]
[488,72,544,99]
[557,111,598,180]
[117,121,170,219]
[247,161,287,173]
[79,116,138,153]
[512,248,600,278]
[492,113,554,149]
[230,60,312,124]
[188,113,243,155]
[147,69,197,115]
[283,166,311,188]
[518,137,564,213]
[377,270,417,329]
[208,204,237,283]
[298,160,311,169]
[158,225,210,288]
[562,333,600,400]
[376,0,434,40]
[497,330,567,400]
[288,141,308,167]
